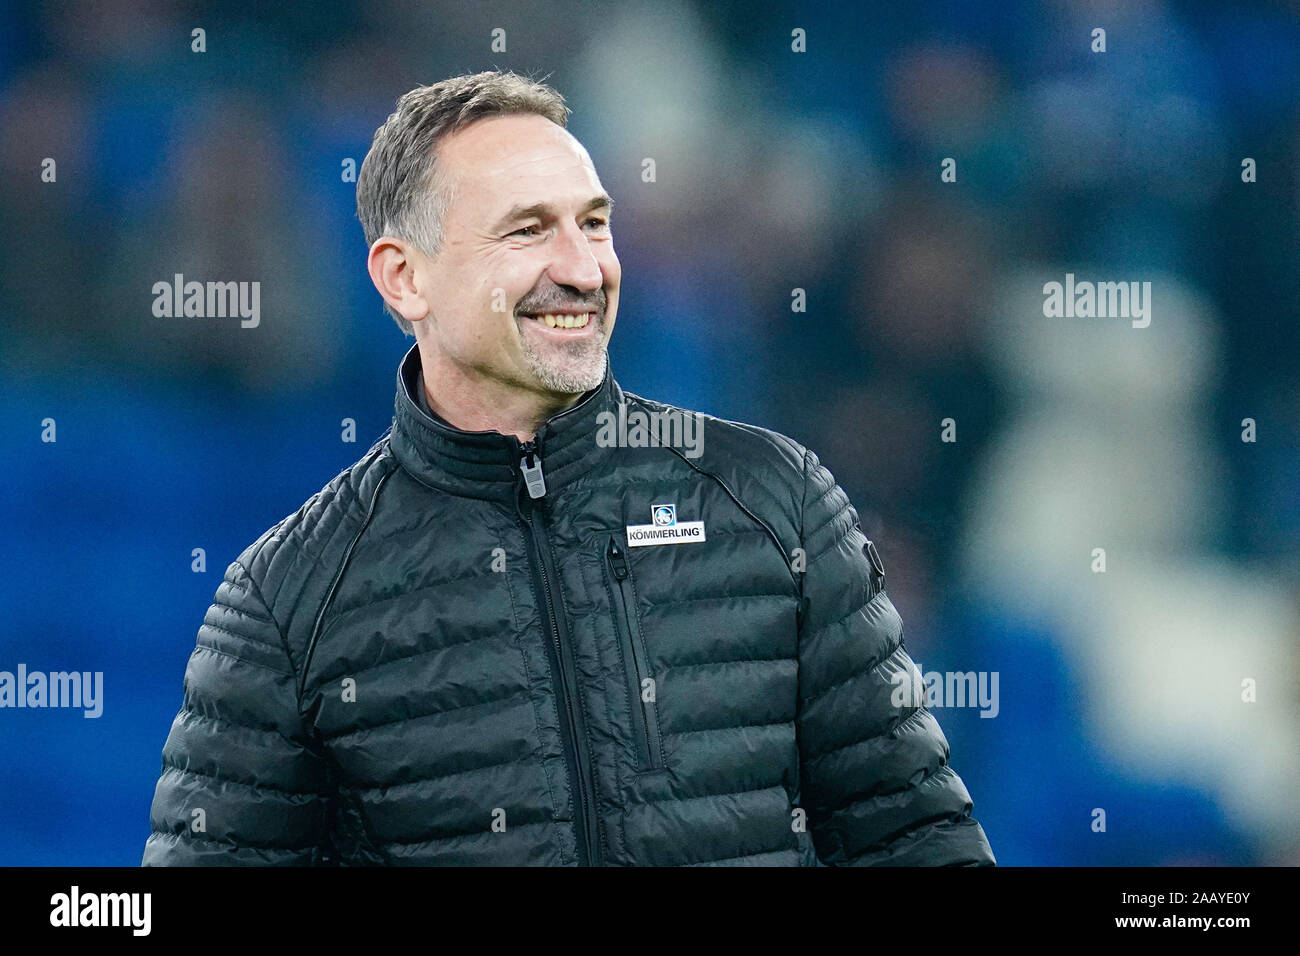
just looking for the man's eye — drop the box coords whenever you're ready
[510,220,607,239]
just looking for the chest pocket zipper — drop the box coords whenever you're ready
[603,534,665,772]
[862,535,886,600]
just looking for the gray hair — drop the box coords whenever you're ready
[356,71,571,336]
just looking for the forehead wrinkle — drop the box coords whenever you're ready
[439,121,607,234]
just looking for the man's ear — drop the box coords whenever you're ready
[367,237,431,323]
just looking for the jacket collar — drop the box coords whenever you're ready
[390,342,622,502]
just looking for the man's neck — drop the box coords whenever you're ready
[417,346,583,443]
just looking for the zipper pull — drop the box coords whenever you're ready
[607,536,629,580]
[519,439,547,499]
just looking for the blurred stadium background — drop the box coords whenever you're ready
[1,0,1297,865]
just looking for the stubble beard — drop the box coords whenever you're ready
[518,319,608,394]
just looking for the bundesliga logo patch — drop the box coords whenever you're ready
[626,503,706,548]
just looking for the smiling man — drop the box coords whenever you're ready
[142,71,995,867]
[367,102,618,437]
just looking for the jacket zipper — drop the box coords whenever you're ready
[515,439,602,866]
[604,535,664,772]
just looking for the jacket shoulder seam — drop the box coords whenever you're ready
[230,558,296,680]
[295,456,402,706]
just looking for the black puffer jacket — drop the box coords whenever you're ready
[142,343,995,866]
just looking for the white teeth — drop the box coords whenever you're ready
[533,313,590,329]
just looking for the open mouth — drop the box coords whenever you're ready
[519,311,596,330]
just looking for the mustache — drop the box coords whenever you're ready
[516,293,606,315]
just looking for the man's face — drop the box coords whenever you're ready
[412,113,620,398]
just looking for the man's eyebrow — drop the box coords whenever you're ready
[492,194,614,233]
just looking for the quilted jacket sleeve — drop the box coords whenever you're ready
[142,557,332,865]
[795,448,995,865]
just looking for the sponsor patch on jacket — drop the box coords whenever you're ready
[626,503,706,548]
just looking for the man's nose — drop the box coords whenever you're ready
[546,220,603,291]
